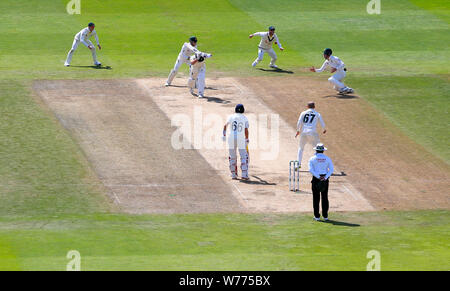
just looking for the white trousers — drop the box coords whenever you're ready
[328,70,346,90]
[166,55,190,85]
[297,132,320,165]
[228,147,249,179]
[188,64,206,95]
[254,48,277,65]
[65,38,98,65]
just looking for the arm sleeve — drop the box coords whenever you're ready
[226,115,232,126]
[186,43,199,53]
[325,158,334,180]
[335,57,345,70]
[275,34,282,48]
[252,32,264,37]
[94,31,99,45]
[315,60,328,73]
[297,113,304,131]
[319,113,326,130]
[309,158,321,179]
[80,32,90,47]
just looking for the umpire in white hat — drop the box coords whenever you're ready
[308,143,334,221]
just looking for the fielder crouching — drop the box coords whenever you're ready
[65,22,102,67]
[188,52,212,98]
[310,48,354,94]
[223,104,250,180]
[308,143,334,221]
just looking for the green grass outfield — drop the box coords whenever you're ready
[0,0,448,270]
[1,211,449,271]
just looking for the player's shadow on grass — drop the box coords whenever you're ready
[70,65,112,70]
[239,175,276,185]
[323,220,360,227]
[258,68,294,74]
[323,94,358,99]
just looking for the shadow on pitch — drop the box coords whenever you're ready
[323,93,358,99]
[258,68,294,74]
[70,65,112,70]
[204,96,231,104]
[323,220,360,227]
[239,175,276,185]
[331,171,347,177]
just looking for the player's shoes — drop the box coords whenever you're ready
[94,62,102,67]
[198,94,204,99]
[164,82,170,87]
[269,64,278,69]
[338,87,348,94]
[346,87,354,94]
[252,61,257,67]
[295,165,301,171]
[190,89,196,97]
[64,63,70,67]
[241,177,249,181]
[323,217,329,222]
[314,217,321,222]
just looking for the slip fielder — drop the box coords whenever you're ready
[64,22,102,67]
[310,48,354,94]
[188,52,212,98]
[249,26,284,68]
[223,104,250,180]
[165,36,200,86]
[295,102,326,169]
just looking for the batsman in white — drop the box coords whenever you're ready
[188,51,212,98]
[295,102,326,169]
[223,104,250,180]
[64,22,101,67]
[310,48,354,94]
[249,26,284,68]
[165,36,200,86]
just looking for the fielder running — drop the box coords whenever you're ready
[223,104,250,180]
[310,48,354,94]
[188,52,212,98]
[295,102,326,169]
[165,36,200,86]
[65,22,101,67]
[249,26,284,68]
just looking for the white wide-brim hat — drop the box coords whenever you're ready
[313,143,327,151]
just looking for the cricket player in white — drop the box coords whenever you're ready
[165,36,199,86]
[223,104,249,180]
[188,52,212,98]
[310,48,354,94]
[295,102,326,168]
[249,26,284,68]
[64,22,101,67]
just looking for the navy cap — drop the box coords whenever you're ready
[88,22,95,27]
[268,26,275,31]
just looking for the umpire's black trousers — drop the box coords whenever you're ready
[311,176,329,218]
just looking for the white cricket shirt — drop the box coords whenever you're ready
[309,153,334,180]
[315,56,345,72]
[297,109,326,134]
[226,113,249,149]
[253,32,282,50]
[179,42,199,58]
[75,27,99,47]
